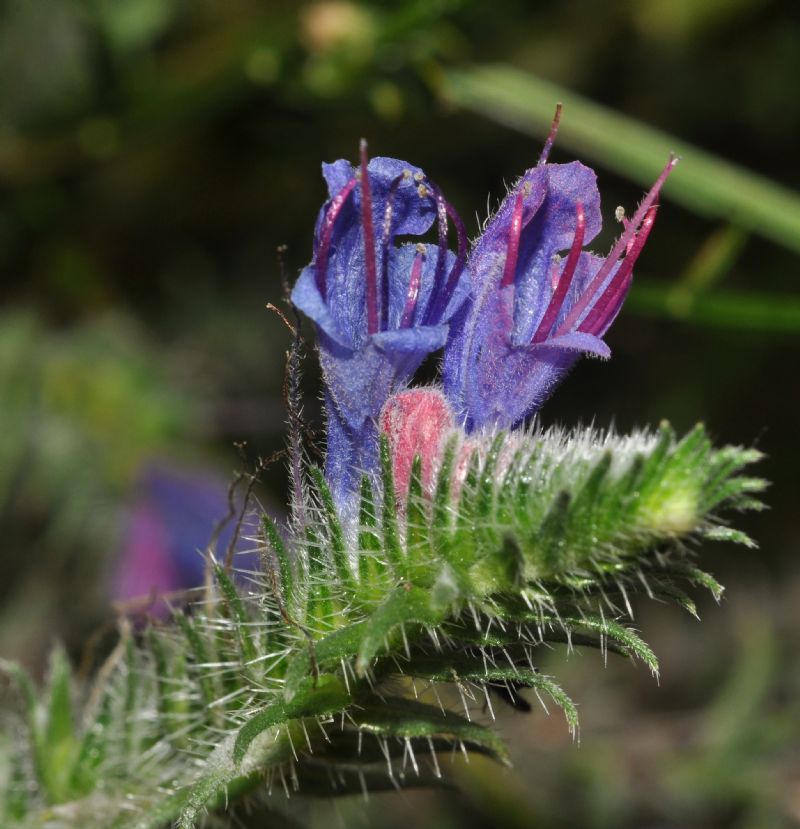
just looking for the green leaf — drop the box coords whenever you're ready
[406,454,431,569]
[262,514,296,609]
[380,434,406,579]
[283,620,367,700]
[358,475,387,594]
[352,697,510,765]
[41,645,78,803]
[233,675,349,764]
[443,64,800,255]
[176,611,220,720]
[405,654,579,734]
[213,563,259,669]
[309,465,357,598]
[356,585,444,674]
[69,690,112,795]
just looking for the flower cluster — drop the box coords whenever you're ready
[292,141,469,515]
[293,121,676,514]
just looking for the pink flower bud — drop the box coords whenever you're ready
[380,388,456,500]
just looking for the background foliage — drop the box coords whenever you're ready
[0,1,798,827]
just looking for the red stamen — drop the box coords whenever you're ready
[556,154,678,335]
[360,139,379,335]
[532,201,585,344]
[500,189,525,289]
[400,245,426,328]
[538,102,563,166]
[315,178,357,298]
[578,205,658,336]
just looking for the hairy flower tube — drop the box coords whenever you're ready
[292,141,469,513]
[443,122,678,432]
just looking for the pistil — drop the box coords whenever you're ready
[538,103,563,166]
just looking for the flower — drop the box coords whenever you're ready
[110,462,260,617]
[379,387,457,501]
[443,117,677,432]
[292,141,469,511]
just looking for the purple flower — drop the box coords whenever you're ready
[443,127,677,432]
[110,462,260,617]
[292,142,469,509]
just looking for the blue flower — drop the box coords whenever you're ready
[443,135,676,432]
[292,142,469,511]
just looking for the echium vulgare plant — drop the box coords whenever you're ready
[0,114,766,829]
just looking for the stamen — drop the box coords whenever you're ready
[381,172,408,330]
[315,178,357,298]
[538,102,563,166]
[500,189,525,289]
[360,138,379,335]
[422,197,467,326]
[578,205,658,336]
[400,245,426,328]
[532,201,585,343]
[556,153,678,334]
[420,182,451,325]
[550,258,560,292]
[433,189,449,295]
[437,200,468,318]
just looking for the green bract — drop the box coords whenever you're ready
[0,421,764,827]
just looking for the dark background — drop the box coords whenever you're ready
[1,1,798,826]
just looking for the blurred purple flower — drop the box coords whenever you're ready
[443,127,677,431]
[110,462,259,616]
[292,141,469,510]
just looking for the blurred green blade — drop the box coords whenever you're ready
[628,284,800,332]
[443,65,800,255]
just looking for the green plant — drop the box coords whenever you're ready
[0,408,763,827]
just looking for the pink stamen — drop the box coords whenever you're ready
[315,178,357,298]
[556,154,678,335]
[360,139,379,335]
[400,246,426,328]
[500,190,525,289]
[538,103,563,166]
[532,201,585,344]
[578,205,658,336]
